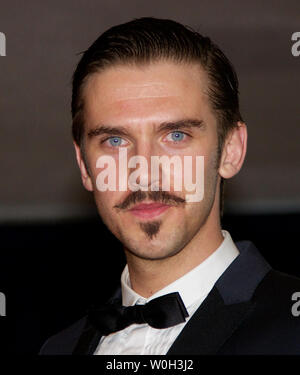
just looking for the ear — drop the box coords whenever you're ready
[73,141,94,191]
[218,122,247,179]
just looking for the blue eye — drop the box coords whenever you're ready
[170,131,185,142]
[108,137,123,147]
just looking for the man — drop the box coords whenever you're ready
[40,17,300,355]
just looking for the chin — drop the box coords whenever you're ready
[129,249,177,261]
[125,236,185,261]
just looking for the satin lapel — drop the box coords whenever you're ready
[72,288,122,355]
[167,287,255,355]
[72,319,102,355]
[167,241,270,355]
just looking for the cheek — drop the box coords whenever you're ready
[181,149,218,205]
[93,190,117,214]
[203,153,219,200]
[179,149,218,200]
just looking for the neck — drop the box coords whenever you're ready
[125,209,223,298]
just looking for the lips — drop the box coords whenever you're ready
[129,202,170,219]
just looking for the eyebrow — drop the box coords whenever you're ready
[87,118,205,138]
[87,125,130,138]
[157,119,205,133]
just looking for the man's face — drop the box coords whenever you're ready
[77,61,221,261]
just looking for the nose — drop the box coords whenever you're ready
[128,141,160,192]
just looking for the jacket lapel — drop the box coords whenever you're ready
[72,318,102,355]
[72,288,122,355]
[167,287,255,355]
[168,241,271,355]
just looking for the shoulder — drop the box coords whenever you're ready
[250,269,300,337]
[39,288,121,355]
[39,316,87,355]
[257,268,300,298]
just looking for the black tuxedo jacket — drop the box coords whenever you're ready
[40,241,300,355]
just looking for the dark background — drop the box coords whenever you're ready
[0,1,299,354]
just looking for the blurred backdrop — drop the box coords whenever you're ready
[0,0,299,354]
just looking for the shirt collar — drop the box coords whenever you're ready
[121,230,239,309]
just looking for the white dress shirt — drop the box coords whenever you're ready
[94,230,239,355]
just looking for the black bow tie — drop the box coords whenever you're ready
[88,292,189,335]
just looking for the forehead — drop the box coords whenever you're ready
[82,61,213,128]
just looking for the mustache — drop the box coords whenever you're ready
[114,190,186,210]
